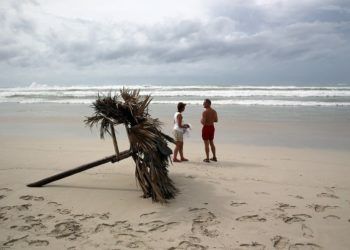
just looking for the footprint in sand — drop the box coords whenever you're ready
[17,225,32,231]
[275,203,296,212]
[114,233,137,241]
[113,233,149,249]
[185,175,195,179]
[289,243,322,250]
[48,220,82,239]
[168,240,206,250]
[56,208,71,215]
[28,239,49,246]
[27,214,55,222]
[20,195,44,201]
[0,195,6,200]
[188,236,201,244]
[139,220,178,232]
[47,201,62,206]
[255,192,270,195]
[237,242,266,250]
[2,235,49,248]
[316,193,339,199]
[91,212,110,220]
[209,180,220,184]
[283,216,305,224]
[16,215,47,233]
[230,201,247,207]
[73,214,95,221]
[250,178,263,182]
[95,220,132,233]
[189,208,208,212]
[280,214,311,224]
[190,207,220,238]
[271,236,289,250]
[125,240,148,249]
[22,215,41,223]
[0,212,8,222]
[225,188,236,194]
[114,233,141,247]
[301,224,314,239]
[2,235,29,247]
[30,223,47,233]
[289,195,304,199]
[44,214,55,220]
[324,186,336,193]
[100,213,110,220]
[307,204,338,213]
[323,215,340,220]
[236,215,266,222]
[140,211,157,218]
[0,204,32,212]
[0,188,12,192]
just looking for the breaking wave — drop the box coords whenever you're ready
[1,84,350,107]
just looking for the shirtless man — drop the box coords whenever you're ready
[201,99,218,162]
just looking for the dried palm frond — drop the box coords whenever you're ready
[84,88,177,203]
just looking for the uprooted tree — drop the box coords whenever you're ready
[28,88,178,203]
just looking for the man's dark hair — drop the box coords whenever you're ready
[177,102,186,112]
[204,99,211,105]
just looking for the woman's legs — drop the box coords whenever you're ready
[179,142,188,161]
[173,141,181,161]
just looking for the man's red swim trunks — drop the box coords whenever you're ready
[202,125,215,140]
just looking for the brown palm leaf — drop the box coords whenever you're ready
[85,88,177,203]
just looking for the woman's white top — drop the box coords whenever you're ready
[173,112,184,132]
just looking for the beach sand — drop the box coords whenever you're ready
[1,104,350,249]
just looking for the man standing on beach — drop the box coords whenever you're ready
[201,99,218,162]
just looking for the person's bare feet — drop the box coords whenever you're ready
[210,157,217,162]
[181,158,189,161]
[173,158,181,162]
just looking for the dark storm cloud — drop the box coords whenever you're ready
[0,0,349,85]
[10,16,36,33]
[38,15,349,66]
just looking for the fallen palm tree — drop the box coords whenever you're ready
[27,88,177,203]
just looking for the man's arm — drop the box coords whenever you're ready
[214,110,218,123]
[201,111,207,125]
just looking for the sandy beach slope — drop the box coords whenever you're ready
[1,134,350,249]
[1,103,350,249]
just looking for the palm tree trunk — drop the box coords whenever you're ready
[27,150,132,187]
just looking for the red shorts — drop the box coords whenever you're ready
[202,125,215,140]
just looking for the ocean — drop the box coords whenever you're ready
[1,83,350,149]
[1,83,350,107]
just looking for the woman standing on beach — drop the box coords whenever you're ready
[173,102,190,162]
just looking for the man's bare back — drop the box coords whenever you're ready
[201,107,218,126]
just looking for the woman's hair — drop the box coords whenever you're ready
[177,102,186,112]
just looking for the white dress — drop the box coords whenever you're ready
[173,112,184,133]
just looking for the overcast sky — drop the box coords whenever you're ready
[1,0,350,87]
